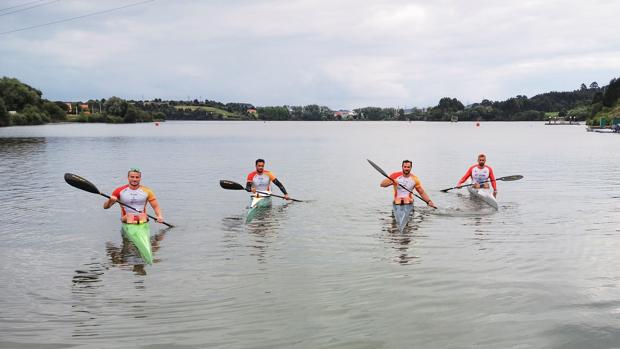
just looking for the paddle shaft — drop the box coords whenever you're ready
[441,175,522,192]
[101,193,174,228]
[254,189,303,202]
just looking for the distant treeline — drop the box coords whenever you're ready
[1,76,619,127]
[145,81,611,122]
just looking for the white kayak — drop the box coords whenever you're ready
[393,203,414,233]
[467,185,498,210]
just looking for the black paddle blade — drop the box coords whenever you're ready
[220,180,245,190]
[64,173,101,194]
[498,175,523,181]
[367,159,389,178]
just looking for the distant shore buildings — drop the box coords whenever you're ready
[333,110,357,120]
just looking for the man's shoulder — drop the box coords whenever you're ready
[410,174,421,183]
[113,184,130,193]
[389,171,403,178]
[139,185,155,196]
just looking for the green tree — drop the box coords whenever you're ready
[21,104,47,124]
[0,97,8,126]
[436,97,464,111]
[602,77,620,107]
[355,107,385,120]
[43,101,66,121]
[0,77,42,111]
[123,104,147,123]
[257,106,290,120]
[302,104,322,121]
[104,97,128,117]
[589,82,599,89]
[318,106,331,120]
[55,101,70,112]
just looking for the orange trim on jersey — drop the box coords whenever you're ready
[247,170,276,191]
[388,171,421,198]
[457,165,497,190]
[247,170,276,181]
[111,184,156,217]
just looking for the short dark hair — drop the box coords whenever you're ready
[402,160,412,166]
[255,158,265,165]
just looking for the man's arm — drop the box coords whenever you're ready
[416,186,436,208]
[380,177,395,187]
[104,187,121,209]
[272,178,288,198]
[149,198,164,223]
[488,167,497,192]
[103,195,117,209]
[456,167,473,187]
[381,172,398,187]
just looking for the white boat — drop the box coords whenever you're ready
[467,185,498,210]
[392,203,414,233]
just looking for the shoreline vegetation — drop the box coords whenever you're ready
[1,76,619,127]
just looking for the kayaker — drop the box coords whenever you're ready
[103,168,165,223]
[246,159,290,200]
[380,160,436,208]
[456,154,497,197]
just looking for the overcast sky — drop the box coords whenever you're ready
[1,0,619,109]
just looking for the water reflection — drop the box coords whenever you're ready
[378,208,426,265]
[72,228,169,285]
[107,228,169,273]
[221,202,290,263]
[69,228,170,336]
[0,138,48,225]
[0,136,46,150]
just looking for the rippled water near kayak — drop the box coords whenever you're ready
[1,121,619,348]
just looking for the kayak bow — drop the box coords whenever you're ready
[121,222,153,264]
[467,185,498,210]
[246,194,272,223]
[393,203,414,233]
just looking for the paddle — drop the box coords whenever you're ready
[64,173,174,228]
[366,159,436,209]
[219,180,304,202]
[440,175,524,193]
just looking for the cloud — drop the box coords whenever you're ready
[1,0,619,108]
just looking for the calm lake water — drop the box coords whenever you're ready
[1,121,619,349]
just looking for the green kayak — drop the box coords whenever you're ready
[246,195,272,223]
[121,222,153,265]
